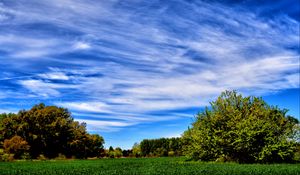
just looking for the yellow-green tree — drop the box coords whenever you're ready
[132,143,141,157]
[182,91,299,163]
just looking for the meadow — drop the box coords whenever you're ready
[0,157,299,175]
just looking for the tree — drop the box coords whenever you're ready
[182,90,299,163]
[3,136,30,159]
[108,146,115,158]
[114,147,123,158]
[0,113,17,148]
[132,143,141,157]
[0,103,104,159]
[122,149,132,157]
[86,134,105,158]
[139,138,182,157]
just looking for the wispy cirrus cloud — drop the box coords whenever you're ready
[75,119,137,132]
[0,0,299,136]
[56,101,110,113]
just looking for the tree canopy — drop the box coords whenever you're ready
[0,103,104,159]
[182,91,299,163]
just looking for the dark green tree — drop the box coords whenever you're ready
[0,103,104,159]
[122,149,132,157]
[182,90,299,163]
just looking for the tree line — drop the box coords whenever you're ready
[0,91,299,163]
[96,137,182,158]
[139,137,182,157]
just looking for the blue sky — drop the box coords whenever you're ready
[0,0,299,149]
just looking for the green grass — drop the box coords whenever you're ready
[0,157,299,175]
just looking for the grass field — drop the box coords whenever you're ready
[0,157,299,175]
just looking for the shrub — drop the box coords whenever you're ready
[132,143,141,157]
[55,153,66,160]
[168,151,175,157]
[114,147,123,158]
[21,152,31,160]
[37,154,47,161]
[3,136,30,159]
[1,153,14,162]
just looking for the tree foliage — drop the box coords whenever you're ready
[182,91,299,163]
[140,137,182,157]
[132,143,141,157]
[3,135,30,159]
[114,147,123,158]
[0,103,104,159]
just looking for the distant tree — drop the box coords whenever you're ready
[132,143,141,157]
[122,149,132,157]
[169,137,183,156]
[182,90,299,163]
[139,138,182,157]
[0,103,104,159]
[0,113,6,121]
[140,139,150,156]
[114,147,123,158]
[108,146,115,158]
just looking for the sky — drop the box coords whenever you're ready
[0,0,299,149]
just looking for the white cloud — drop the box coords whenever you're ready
[73,41,91,50]
[18,79,60,97]
[56,102,109,113]
[75,119,136,132]
[39,72,69,80]
[18,78,79,98]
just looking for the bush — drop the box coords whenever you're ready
[114,148,123,158]
[55,153,66,160]
[108,151,115,158]
[3,136,30,159]
[215,155,233,162]
[1,153,14,162]
[21,152,31,160]
[132,143,141,157]
[37,154,47,161]
[168,151,175,157]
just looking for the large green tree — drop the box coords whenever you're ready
[182,91,299,163]
[0,103,104,159]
